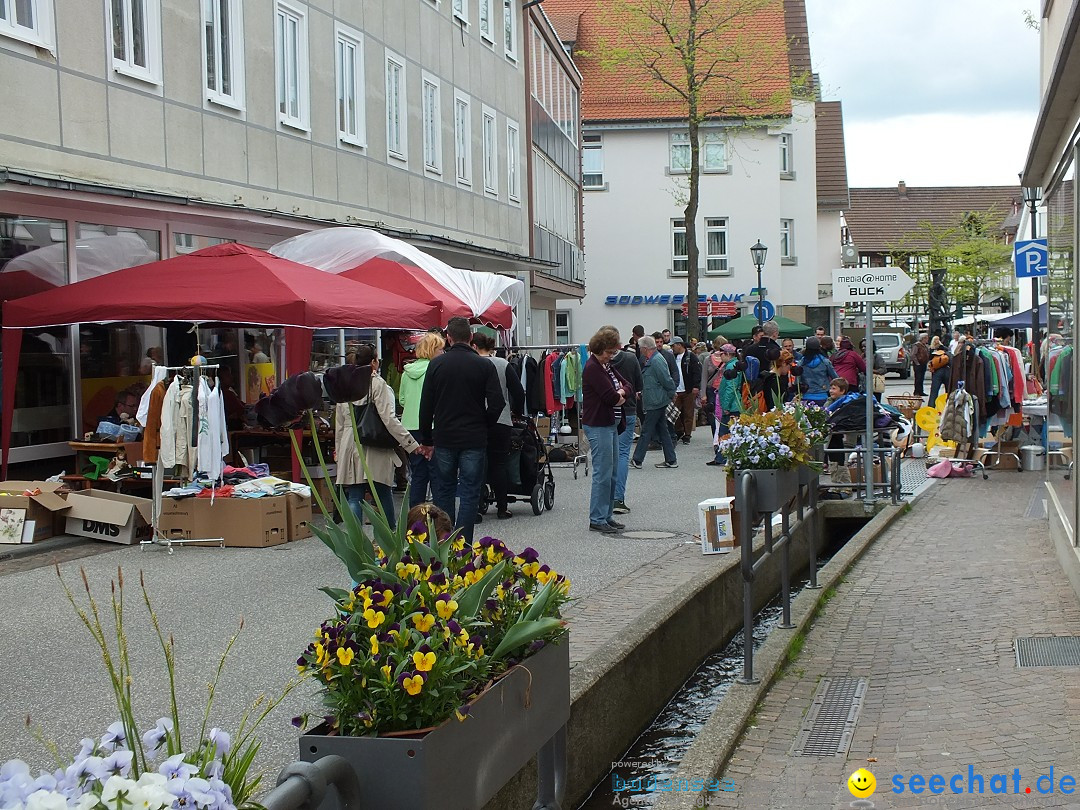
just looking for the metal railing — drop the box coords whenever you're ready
[262,756,361,810]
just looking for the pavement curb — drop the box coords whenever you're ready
[654,499,911,810]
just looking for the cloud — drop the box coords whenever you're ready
[844,111,1036,187]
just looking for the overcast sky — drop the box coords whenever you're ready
[803,0,1041,189]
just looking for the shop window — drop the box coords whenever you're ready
[204,0,244,108]
[0,0,54,49]
[173,233,231,256]
[336,25,365,147]
[275,1,309,131]
[109,0,162,85]
[75,223,160,281]
[482,106,498,195]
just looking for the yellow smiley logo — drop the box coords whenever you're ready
[847,768,876,798]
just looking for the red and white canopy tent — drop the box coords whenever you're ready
[1,242,440,477]
[270,227,524,329]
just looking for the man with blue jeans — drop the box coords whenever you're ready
[417,317,504,543]
[610,345,643,514]
[631,336,678,470]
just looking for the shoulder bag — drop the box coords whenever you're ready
[353,398,399,448]
[665,399,681,425]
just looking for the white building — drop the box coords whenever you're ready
[545,0,848,342]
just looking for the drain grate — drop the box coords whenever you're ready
[1015,636,1080,667]
[791,677,867,757]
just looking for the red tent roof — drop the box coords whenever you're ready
[2,242,439,329]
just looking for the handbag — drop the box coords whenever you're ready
[872,373,886,394]
[353,399,399,448]
[665,400,680,425]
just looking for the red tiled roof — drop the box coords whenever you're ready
[845,184,1023,252]
[543,0,799,123]
[815,101,849,211]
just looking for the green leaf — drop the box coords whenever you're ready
[318,587,352,604]
[455,561,506,619]
[522,579,556,623]
[491,618,565,659]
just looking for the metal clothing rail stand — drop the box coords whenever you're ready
[508,343,589,479]
[141,362,225,553]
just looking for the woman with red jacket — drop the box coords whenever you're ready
[831,336,866,391]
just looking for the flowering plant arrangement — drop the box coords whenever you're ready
[716,409,813,474]
[783,400,830,445]
[0,569,293,810]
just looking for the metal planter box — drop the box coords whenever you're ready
[797,463,819,487]
[734,468,799,513]
[299,639,570,810]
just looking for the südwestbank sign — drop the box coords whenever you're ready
[604,292,755,306]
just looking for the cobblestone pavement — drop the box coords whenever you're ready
[714,474,1080,809]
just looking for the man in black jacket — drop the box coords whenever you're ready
[670,337,701,443]
[418,317,505,542]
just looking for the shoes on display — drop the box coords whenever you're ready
[589,522,617,534]
[655,461,679,469]
[613,500,630,514]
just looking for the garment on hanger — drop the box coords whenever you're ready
[196,377,230,482]
[137,365,169,428]
[142,379,168,463]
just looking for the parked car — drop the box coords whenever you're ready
[872,332,910,378]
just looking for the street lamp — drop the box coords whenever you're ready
[750,240,767,326]
[1022,185,1042,378]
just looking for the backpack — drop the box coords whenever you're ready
[928,350,950,372]
[740,374,766,414]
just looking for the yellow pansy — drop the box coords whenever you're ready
[403,674,424,696]
[369,635,379,656]
[363,608,386,629]
[537,570,555,586]
[381,664,392,681]
[521,562,540,578]
[435,599,458,620]
[413,651,436,672]
[412,613,436,633]
[336,647,355,666]
[495,584,506,600]
[376,589,394,607]
[314,642,328,667]
[451,538,466,552]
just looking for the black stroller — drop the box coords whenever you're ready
[479,415,556,515]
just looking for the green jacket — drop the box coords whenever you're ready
[397,358,430,431]
[718,359,742,414]
[641,351,676,411]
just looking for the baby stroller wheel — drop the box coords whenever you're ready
[543,479,555,510]
[531,483,545,515]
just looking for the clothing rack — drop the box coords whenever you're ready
[506,343,589,479]
[141,362,225,553]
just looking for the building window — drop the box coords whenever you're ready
[555,310,570,344]
[454,93,472,185]
[385,51,407,162]
[453,0,466,24]
[110,0,162,84]
[779,133,793,176]
[482,106,498,195]
[479,0,492,42]
[780,219,796,263]
[506,120,520,202]
[275,2,308,130]
[503,0,517,60]
[703,132,726,172]
[422,74,441,172]
[204,0,244,107]
[583,134,604,188]
[705,218,730,275]
[0,0,53,49]
[335,26,365,146]
[672,219,688,275]
[670,132,690,174]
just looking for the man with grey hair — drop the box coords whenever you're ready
[630,336,678,470]
[745,319,782,371]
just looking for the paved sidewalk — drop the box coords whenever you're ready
[715,474,1080,809]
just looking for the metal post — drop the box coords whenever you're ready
[533,726,566,810]
[779,503,793,629]
[864,302,874,506]
[1029,197,1040,382]
[737,471,759,685]
[807,476,821,589]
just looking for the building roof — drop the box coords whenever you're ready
[844,184,1023,252]
[543,0,804,123]
[815,101,849,212]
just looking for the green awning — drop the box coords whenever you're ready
[707,314,814,341]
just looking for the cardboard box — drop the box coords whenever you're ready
[64,490,152,545]
[698,497,736,554]
[0,481,69,542]
[848,462,887,484]
[158,495,287,548]
[286,492,313,540]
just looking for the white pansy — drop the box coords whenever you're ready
[24,790,68,810]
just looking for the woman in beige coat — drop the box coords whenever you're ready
[335,344,420,526]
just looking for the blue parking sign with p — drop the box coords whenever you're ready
[1014,239,1048,278]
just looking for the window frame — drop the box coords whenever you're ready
[705,217,731,276]
[503,0,517,61]
[506,119,520,203]
[385,49,408,163]
[454,91,473,187]
[274,1,310,132]
[422,72,442,174]
[203,0,245,110]
[779,133,794,178]
[671,218,688,276]
[703,132,728,173]
[0,0,54,50]
[482,105,498,196]
[108,0,163,86]
[780,218,797,264]
[335,24,366,147]
[582,133,605,189]
[670,132,691,174]
[478,0,493,43]
[452,0,467,25]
